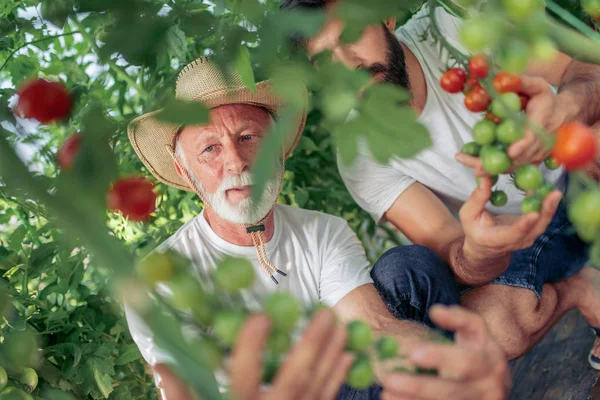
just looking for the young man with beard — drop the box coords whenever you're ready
[124,57,510,400]
[280,0,600,368]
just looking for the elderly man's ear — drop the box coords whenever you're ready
[384,16,396,33]
[174,162,184,179]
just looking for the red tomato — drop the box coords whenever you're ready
[468,54,489,79]
[552,122,598,171]
[518,92,530,110]
[466,76,481,91]
[464,86,491,113]
[485,111,501,125]
[493,72,522,93]
[440,68,467,94]
[57,133,82,170]
[16,79,72,124]
[107,177,157,221]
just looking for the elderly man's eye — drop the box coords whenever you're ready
[204,145,214,153]
[242,134,254,141]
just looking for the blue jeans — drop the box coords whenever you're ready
[338,245,462,400]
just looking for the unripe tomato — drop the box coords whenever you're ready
[472,120,497,145]
[534,182,555,200]
[267,330,292,355]
[490,190,508,207]
[0,387,33,400]
[532,37,557,62]
[502,0,543,21]
[498,40,529,74]
[485,111,501,125]
[346,321,373,352]
[496,119,524,144]
[440,68,467,93]
[213,310,248,346]
[493,72,522,93]
[476,175,499,186]
[18,368,38,393]
[491,92,522,119]
[464,86,491,113]
[544,157,561,170]
[552,122,598,171]
[264,293,301,332]
[583,0,600,20]
[213,256,255,293]
[518,93,530,111]
[515,165,543,191]
[107,177,157,222]
[56,133,82,170]
[347,357,374,390]
[461,141,481,156]
[191,337,222,370]
[480,145,511,175]
[136,252,175,286]
[376,337,399,360]
[0,367,6,392]
[460,17,502,51]
[16,79,72,124]
[569,190,600,237]
[468,54,489,79]
[521,195,542,213]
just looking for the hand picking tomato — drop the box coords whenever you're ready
[107,177,157,221]
[16,79,72,124]
[464,86,491,112]
[493,72,522,93]
[440,68,467,93]
[468,54,489,79]
[56,133,82,170]
[552,122,598,171]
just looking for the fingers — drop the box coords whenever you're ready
[519,76,550,97]
[455,153,487,177]
[428,305,487,346]
[459,178,492,223]
[319,353,355,400]
[382,373,465,400]
[230,314,271,400]
[409,344,486,379]
[508,130,547,166]
[303,324,349,400]
[270,309,336,398]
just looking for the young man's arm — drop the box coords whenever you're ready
[383,180,560,286]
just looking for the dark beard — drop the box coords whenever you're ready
[369,26,410,90]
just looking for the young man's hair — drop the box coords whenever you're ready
[280,0,327,10]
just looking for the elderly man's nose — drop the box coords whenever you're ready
[224,147,247,173]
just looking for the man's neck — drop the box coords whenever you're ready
[203,206,276,246]
[399,41,428,115]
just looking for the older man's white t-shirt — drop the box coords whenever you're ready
[125,204,373,375]
[337,5,567,223]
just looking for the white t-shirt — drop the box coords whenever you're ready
[125,204,373,385]
[337,5,566,223]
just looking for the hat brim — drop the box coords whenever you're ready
[127,81,308,192]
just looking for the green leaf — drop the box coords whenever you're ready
[41,0,74,29]
[114,344,142,366]
[8,225,26,251]
[163,25,188,60]
[234,47,256,93]
[155,98,210,126]
[7,56,38,86]
[75,357,114,399]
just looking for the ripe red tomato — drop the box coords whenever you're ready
[552,122,598,171]
[493,72,522,93]
[464,86,491,113]
[57,133,82,170]
[468,54,489,79]
[466,76,481,91]
[107,177,157,221]
[16,79,72,124]
[440,68,467,94]
[518,92,530,110]
[485,111,501,125]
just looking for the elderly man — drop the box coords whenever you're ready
[280,0,600,366]
[124,57,510,400]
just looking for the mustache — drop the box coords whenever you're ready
[219,172,255,192]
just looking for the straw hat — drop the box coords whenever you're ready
[127,57,308,191]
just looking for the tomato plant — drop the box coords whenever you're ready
[440,68,467,93]
[515,165,543,191]
[552,122,598,171]
[16,79,72,124]
[496,120,524,144]
[465,86,492,112]
[522,195,542,213]
[491,92,522,119]
[480,145,512,175]
[107,177,157,222]
[493,72,523,93]
[56,134,82,170]
[490,190,508,206]
[468,54,489,79]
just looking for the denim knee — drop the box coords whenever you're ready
[371,245,461,325]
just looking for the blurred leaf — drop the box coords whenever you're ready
[156,98,210,125]
[234,47,256,93]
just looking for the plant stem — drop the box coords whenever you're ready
[546,1,600,42]
[69,17,150,99]
[428,0,469,66]
[0,32,81,73]
[435,0,467,19]
[546,16,600,65]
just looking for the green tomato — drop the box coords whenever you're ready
[496,119,524,145]
[569,190,600,237]
[515,165,543,191]
[0,387,33,400]
[491,93,522,120]
[521,195,542,213]
[544,157,561,170]
[18,368,37,393]
[583,0,600,18]
[480,145,512,175]
[193,337,223,371]
[0,367,6,392]
[516,11,549,39]
[213,310,248,346]
[534,182,555,200]
[213,256,255,293]
[472,120,497,145]
[376,337,399,360]
[136,252,175,286]
[532,37,557,62]
[346,321,373,352]
[460,17,503,51]
[498,40,530,74]
[168,276,213,326]
[476,175,499,186]
[490,190,508,207]
[502,0,543,21]
[346,357,375,390]
[461,141,481,157]
[267,330,292,355]
[1,332,38,371]
[264,293,302,332]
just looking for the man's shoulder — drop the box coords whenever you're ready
[155,213,203,253]
[275,204,350,231]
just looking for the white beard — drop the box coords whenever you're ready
[196,161,282,225]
